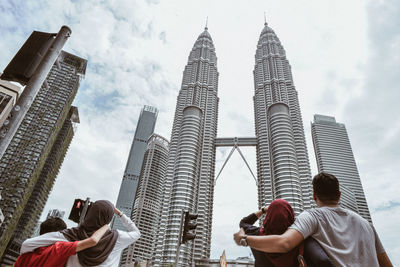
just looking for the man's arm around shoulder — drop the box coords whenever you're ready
[234,228,304,253]
[75,224,110,252]
[20,231,65,254]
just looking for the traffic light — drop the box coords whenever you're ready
[182,211,198,244]
[68,198,93,223]
[68,199,84,223]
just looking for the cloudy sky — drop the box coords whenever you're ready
[1,0,399,264]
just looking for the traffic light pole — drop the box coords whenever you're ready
[79,197,90,225]
[174,209,185,267]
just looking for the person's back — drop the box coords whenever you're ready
[15,218,110,267]
[291,206,383,266]
[21,201,140,267]
[234,172,392,267]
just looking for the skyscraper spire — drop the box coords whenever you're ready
[205,16,208,30]
[264,11,267,25]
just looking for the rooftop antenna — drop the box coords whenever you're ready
[205,16,208,30]
[264,12,267,26]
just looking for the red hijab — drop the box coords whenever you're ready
[259,199,299,267]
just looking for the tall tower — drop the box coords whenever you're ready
[253,22,312,214]
[121,134,169,265]
[0,50,86,263]
[311,114,371,222]
[112,105,158,231]
[155,26,219,266]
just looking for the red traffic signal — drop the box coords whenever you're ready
[68,199,84,223]
[182,212,198,244]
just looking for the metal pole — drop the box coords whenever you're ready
[79,197,90,225]
[0,25,71,158]
[236,146,258,185]
[175,209,185,267]
[214,146,236,185]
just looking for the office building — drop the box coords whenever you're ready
[121,134,169,265]
[112,105,158,231]
[311,114,371,221]
[46,209,66,219]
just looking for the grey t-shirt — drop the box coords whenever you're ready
[289,206,385,267]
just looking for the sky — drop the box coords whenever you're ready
[1,0,399,264]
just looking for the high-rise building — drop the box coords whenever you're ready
[253,22,313,214]
[121,134,169,265]
[46,209,66,219]
[112,105,158,231]
[0,50,86,263]
[155,26,219,266]
[311,114,371,221]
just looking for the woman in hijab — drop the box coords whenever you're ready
[239,199,332,267]
[20,200,141,266]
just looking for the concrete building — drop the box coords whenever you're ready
[0,50,85,264]
[112,105,158,231]
[253,22,313,214]
[311,114,371,222]
[154,26,219,266]
[46,209,65,219]
[121,134,169,265]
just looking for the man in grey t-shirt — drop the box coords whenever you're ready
[233,172,393,266]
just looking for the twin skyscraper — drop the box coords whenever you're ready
[114,22,371,266]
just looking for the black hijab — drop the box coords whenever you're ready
[62,200,118,266]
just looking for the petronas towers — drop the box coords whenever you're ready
[253,22,313,214]
[155,27,219,265]
[154,22,313,266]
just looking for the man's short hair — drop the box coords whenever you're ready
[39,217,67,235]
[312,172,340,203]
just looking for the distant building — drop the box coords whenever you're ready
[0,79,21,129]
[0,50,86,264]
[311,114,371,222]
[196,255,254,267]
[120,134,169,265]
[31,209,66,238]
[112,105,158,232]
[46,209,65,219]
